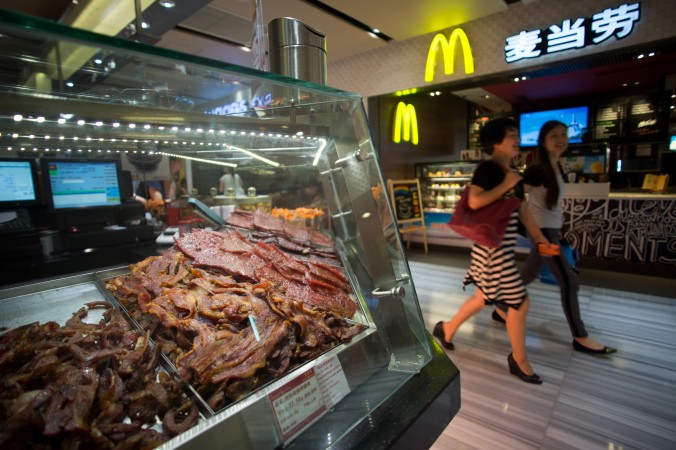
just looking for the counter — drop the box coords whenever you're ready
[562,191,676,267]
[0,267,460,450]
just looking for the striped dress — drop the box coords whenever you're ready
[463,209,528,308]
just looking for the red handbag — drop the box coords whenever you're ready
[448,186,521,247]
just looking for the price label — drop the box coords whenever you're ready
[315,355,350,408]
[269,368,327,442]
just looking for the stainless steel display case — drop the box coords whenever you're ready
[0,10,459,449]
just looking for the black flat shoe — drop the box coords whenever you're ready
[573,340,617,354]
[507,353,542,384]
[432,321,455,350]
[491,310,506,324]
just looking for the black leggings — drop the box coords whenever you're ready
[519,228,588,338]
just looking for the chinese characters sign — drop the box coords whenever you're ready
[269,369,326,442]
[268,355,351,444]
[505,2,641,63]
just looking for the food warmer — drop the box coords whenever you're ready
[0,10,459,449]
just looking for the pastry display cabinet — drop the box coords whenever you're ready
[0,10,458,450]
[415,161,478,214]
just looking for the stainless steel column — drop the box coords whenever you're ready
[268,17,327,85]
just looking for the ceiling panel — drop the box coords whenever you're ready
[1,0,672,109]
[319,0,509,40]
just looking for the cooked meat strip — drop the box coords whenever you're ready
[0,304,198,449]
[104,214,365,415]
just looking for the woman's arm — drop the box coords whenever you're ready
[148,187,163,202]
[468,170,523,210]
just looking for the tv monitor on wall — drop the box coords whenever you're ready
[41,158,122,210]
[0,158,40,207]
[519,106,589,147]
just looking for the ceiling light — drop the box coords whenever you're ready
[637,54,644,59]
[13,114,23,121]
[159,0,176,7]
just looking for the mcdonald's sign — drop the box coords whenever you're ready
[393,102,418,145]
[425,29,475,82]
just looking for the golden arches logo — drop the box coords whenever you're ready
[393,102,418,145]
[425,29,475,82]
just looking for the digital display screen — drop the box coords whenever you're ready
[0,159,39,205]
[519,106,589,147]
[670,135,676,151]
[44,159,121,209]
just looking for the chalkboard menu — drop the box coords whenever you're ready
[388,179,423,223]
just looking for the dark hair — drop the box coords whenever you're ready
[479,117,518,155]
[537,120,567,209]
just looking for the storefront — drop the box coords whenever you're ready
[330,0,676,268]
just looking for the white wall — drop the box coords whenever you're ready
[329,0,676,99]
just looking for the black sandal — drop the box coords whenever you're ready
[572,340,617,354]
[432,321,455,350]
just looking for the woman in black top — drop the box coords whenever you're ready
[433,118,550,384]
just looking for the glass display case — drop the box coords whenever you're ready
[0,10,458,450]
[416,161,478,213]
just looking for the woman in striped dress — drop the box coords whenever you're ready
[433,118,550,384]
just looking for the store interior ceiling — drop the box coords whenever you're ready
[2,0,675,112]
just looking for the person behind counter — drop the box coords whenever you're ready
[219,167,245,196]
[492,120,617,355]
[433,117,550,384]
[133,180,164,210]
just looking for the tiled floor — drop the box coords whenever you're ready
[406,247,676,450]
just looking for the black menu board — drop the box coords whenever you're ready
[593,101,624,141]
[627,96,665,141]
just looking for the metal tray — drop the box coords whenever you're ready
[0,270,207,444]
[1,268,389,449]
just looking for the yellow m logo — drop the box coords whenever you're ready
[425,29,475,82]
[393,102,418,145]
